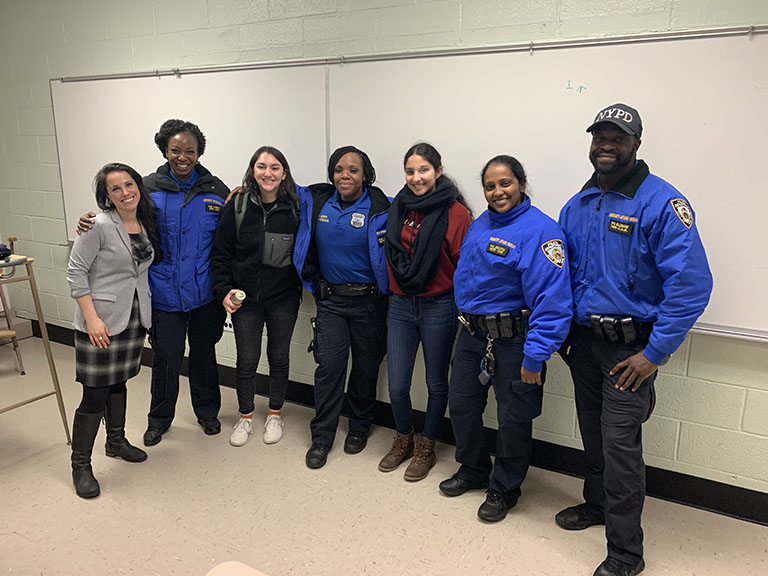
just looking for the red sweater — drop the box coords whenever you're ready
[388,200,471,297]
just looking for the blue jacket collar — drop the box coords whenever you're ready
[579,159,650,199]
[331,187,370,210]
[168,166,199,190]
[487,195,531,225]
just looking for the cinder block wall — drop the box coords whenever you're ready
[1,0,766,494]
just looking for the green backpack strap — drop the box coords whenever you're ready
[234,191,248,238]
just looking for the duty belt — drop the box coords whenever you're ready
[459,309,531,339]
[588,314,653,345]
[328,282,378,297]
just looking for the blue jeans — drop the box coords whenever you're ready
[147,299,226,429]
[310,293,388,446]
[231,298,300,414]
[448,327,543,497]
[567,323,656,565]
[387,292,458,439]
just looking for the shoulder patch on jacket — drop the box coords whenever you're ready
[541,239,565,268]
[670,198,693,229]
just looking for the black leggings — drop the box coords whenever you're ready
[78,382,127,414]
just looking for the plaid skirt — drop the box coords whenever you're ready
[75,295,147,387]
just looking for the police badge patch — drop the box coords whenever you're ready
[671,198,693,229]
[541,239,565,268]
[350,212,366,228]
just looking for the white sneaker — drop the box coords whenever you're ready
[229,416,253,447]
[263,414,284,444]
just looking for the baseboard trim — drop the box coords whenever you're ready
[34,320,767,525]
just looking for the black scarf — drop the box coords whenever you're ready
[386,179,456,295]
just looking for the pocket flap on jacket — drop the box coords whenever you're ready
[91,292,117,302]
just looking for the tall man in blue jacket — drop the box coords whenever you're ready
[557,104,712,576]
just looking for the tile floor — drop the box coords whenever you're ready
[1,338,766,575]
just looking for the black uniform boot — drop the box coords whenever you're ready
[105,389,147,463]
[71,410,103,499]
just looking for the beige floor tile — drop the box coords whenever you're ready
[1,338,766,575]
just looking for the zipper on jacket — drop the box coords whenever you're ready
[596,191,606,211]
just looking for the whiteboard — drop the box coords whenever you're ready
[51,33,768,337]
[329,35,768,338]
[52,65,328,241]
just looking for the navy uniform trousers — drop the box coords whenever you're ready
[448,327,543,498]
[567,324,656,565]
[147,299,226,429]
[310,293,388,447]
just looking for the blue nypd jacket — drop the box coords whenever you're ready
[293,183,390,295]
[454,197,573,372]
[558,160,712,365]
[143,163,229,312]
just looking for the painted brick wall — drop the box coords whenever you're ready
[1,0,766,493]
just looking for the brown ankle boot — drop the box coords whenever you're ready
[404,434,436,482]
[378,430,414,472]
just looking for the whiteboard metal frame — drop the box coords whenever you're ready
[52,25,768,83]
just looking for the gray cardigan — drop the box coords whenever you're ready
[67,210,153,334]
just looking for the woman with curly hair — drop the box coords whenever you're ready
[140,119,230,445]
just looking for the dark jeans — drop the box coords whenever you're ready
[448,327,543,498]
[310,293,388,447]
[567,324,656,565]
[231,298,300,414]
[147,299,226,429]
[387,292,458,439]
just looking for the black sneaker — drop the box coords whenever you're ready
[477,489,518,523]
[343,431,368,454]
[143,427,169,447]
[306,443,331,469]
[197,417,221,436]
[438,474,488,497]
[555,502,605,530]
[593,556,645,576]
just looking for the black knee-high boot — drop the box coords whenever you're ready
[71,410,103,499]
[105,388,147,463]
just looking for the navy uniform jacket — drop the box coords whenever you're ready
[558,160,713,364]
[454,197,573,372]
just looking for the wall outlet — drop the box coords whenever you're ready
[223,314,233,332]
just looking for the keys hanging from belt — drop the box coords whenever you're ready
[478,335,495,385]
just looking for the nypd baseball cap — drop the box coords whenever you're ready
[586,103,642,138]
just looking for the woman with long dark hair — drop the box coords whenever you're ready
[378,143,471,482]
[211,146,303,446]
[66,162,161,498]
